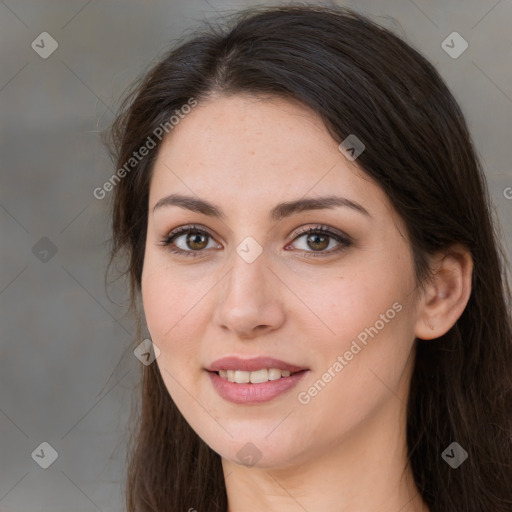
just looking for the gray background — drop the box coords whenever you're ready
[1,0,511,511]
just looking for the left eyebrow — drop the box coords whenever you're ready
[152,193,372,220]
[269,195,371,221]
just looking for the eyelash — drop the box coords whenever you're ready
[160,224,352,258]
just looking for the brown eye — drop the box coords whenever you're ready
[162,225,220,257]
[289,225,352,257]
[186,232,209,250]
[305,233,329,251]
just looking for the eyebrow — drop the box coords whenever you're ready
[152,193,371,221]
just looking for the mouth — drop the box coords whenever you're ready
[205,356,309,403]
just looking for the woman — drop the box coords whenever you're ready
[103,4,512,511]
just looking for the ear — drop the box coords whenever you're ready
[414,244,473,340]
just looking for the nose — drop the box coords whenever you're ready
[212,248,286,339]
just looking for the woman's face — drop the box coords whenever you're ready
[142,94,422,468]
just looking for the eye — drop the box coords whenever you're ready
[160,224,220,257]
[287,225,352,256]
[160,223,352,259]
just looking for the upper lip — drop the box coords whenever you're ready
[206,356,308,373]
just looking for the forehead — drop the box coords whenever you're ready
[148,94,392,222]
[153,94,335,172]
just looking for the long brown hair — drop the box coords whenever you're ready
[102,4,512,511]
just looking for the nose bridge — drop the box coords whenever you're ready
[213,239,284,336]
[223,241,269,307]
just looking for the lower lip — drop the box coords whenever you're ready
[207,370,308,404]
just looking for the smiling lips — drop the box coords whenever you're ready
[206,356,309,403]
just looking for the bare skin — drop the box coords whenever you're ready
[141,94,472,512]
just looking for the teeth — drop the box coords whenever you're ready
[218,368,294,383]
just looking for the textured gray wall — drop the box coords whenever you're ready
[1,0,511,510]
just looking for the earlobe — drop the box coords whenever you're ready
[414,244,473,341]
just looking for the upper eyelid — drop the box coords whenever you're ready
[165,224,217,242]
[293,224,350,240]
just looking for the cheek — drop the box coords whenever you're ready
[141,255,215,370]
[142,250,196,333]
[142,270,200,407]
[141,268,174,337]
[141,257,190,351]
[306,267,407,342]
[299,251,417,395]
[309,271,415,393]
[297,282,414,437]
